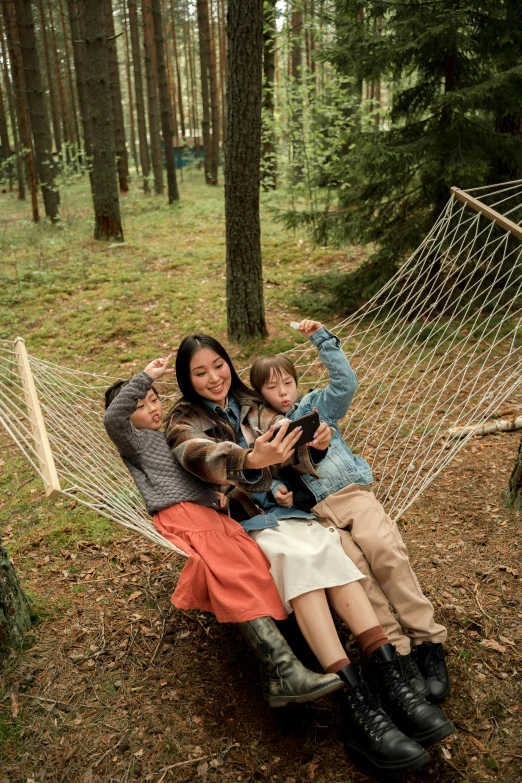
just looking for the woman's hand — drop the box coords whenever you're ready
[298,319,322,338]
[216,491,228,510]
[274,486,294,508]
[244,419,302,470]
[309,420,332,450]
[144,355,175,381]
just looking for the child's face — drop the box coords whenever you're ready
[130,389,162,430]
[261,370,298,414]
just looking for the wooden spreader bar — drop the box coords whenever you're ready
[451,186,522,242]
[14,337,61,498]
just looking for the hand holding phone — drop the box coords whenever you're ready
[271,410,320,448]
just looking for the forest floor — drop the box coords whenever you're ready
[0,171,521,783]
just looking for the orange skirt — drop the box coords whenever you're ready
[153,502,288,623]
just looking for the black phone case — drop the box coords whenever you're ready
[272,411,320,448]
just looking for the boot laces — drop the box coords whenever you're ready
[401,653,423,681]
[424,645,445,680]
[347,680,395,739]
[378,659,425,713]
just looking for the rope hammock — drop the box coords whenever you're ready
[1,181,522,559]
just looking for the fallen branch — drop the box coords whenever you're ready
[156,756,208,783]
[447,415,522,439]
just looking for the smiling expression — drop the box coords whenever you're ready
[189,347,232,408]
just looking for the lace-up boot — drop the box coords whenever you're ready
[416,641,451,703]
[338,664,430,774]
[371,644,455,746]
[237,617,344,707]
[400,652,430,697]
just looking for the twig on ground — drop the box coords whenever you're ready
[156,756,208,783]
[473,583,500,628]
[150,614,168,665]
[177,608,212,636]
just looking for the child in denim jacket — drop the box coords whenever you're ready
[250,320,451,704]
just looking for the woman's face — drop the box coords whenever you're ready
[189,347,232,408]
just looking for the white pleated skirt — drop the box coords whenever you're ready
[249,517,364,613]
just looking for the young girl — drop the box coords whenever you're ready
[249,319,451,704]
[165,334,454,775]
[104,356,344,708]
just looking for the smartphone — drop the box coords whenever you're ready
[271,411,320,448]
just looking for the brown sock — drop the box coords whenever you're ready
[324,657,350,674]
[357,626,389,659]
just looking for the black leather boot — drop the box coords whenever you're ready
[237,617,344,707]
[416,641,451,703]
[400,651,430,697]
[338,664,430,775]
[370,644,455,746]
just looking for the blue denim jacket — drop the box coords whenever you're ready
[272,327,373,505]
[203,397,314,532]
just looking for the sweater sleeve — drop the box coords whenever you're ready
[103,372,153,456]
[308,326,358,423]
[165,414,272,491]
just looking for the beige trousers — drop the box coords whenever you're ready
[312,484,447,655]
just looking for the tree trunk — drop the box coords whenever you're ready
[0,544,32,662]
[208,0,220,181]
[2,0,38,219]
[184,2,200,160]
[37,0,62,154]
[83,0,124,241]
[506,437,522,511]
[142,0,164,194]
[225,0,267,342]
[151,0,179,202]
[47,0,72,151]
[196,0,212,184]
[0,15,24,198]
[217,0,226,146]
[67,0,93,159]
[261,0,277,190]
[122,0,138,171]
[58,0,81,152]
[14,0,60,221]
[0,75,10,164]
[128,0,151,191]
[104,0,129,192]
[289,1,303,183]
[170,0,185,140]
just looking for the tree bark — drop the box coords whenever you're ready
[217,0,226,146]
[196,0,212,183]
[0,544,32,662]
[83,0,124,240]
[169,0,185,140]
[184,1,200,159]
[104,0,129,192]
[37,0,62,154]
[506,437,522,511]
[58,0,81,151]
[262,0,277,190]
[47,0,72,151]
[122,0,138,171]
[67,0,93,159]
[0,15,24,198]
[208,0,220,180]
[14,0,60,221]
[2,0,38,218]
[225,0,267,341]
[151,0,179,202]
[142,0,164,194]
[128,0,151,191]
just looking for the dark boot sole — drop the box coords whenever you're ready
[267,678,344,708]
[344,741,430,776]
[409,719,456,747]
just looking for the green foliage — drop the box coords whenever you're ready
[283,0,522,312]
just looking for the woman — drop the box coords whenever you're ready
[165,334,455,775]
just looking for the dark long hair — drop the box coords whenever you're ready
[167,334,262,440]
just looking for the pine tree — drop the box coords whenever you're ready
[305,0,522,311]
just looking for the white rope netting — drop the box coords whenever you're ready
[1,181,522,553]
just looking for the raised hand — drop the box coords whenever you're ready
[244,418,303,470]
[298,319,322,338]
[143,355,175,381]
[274,486,294,508]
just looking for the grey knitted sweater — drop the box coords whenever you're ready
[104,372,219,516]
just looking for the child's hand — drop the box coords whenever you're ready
[298,319,322,337]
[274,486,294,508]
[309,418,332,450]
[216,491,228,511]
[144,355,174,380]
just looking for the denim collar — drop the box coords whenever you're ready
[202,395,241,426]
